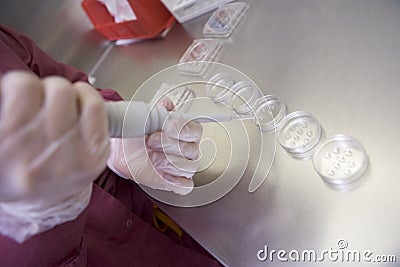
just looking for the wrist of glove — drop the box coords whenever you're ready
[107,99,202,195]
[0,185,92,243]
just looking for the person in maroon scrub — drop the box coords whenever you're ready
[0,24,221,266]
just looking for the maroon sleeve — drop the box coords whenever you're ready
[0,24,123,101]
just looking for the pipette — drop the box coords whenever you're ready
[106,101,253,138]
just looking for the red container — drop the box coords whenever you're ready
[81,0,175,40]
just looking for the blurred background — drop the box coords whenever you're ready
[0,0,107,74]
[0,0,201,100]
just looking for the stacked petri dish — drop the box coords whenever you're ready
[205,72,234,103]
[253,95,287,133]
[196,72,370,188]
[205,73,261,114]
[229,81,261,114]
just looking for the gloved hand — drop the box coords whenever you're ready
[107,99,202,195]
[0,71,110,243]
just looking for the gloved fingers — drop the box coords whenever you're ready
[161,173,194,195]
[0,71,43,137]
[73,81,109,150]
[163,118,203,143]
[149,151,198,178]
[42,76,78,140]
[132,164,194,195]
[146,131,199,160]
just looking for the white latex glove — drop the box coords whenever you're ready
[107,99,202,195]
[0,71,110,243]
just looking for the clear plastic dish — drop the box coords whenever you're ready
[313,134,369,185]
[178,39,224,76]
[203,2,250,38]
[150,83,195,113]
[253,95,287,133]
[205,73,234,102]
[278,111,322,159]
[229,81,260,114]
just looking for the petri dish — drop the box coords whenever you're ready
[229,81,260,114]
[253,95,287,133]
[188,41,208,61]
[278,111,322,159]
[313,134,369,185]
[203,2,250,38]
[208,8,233,31]
[205,73,234,102]
[150,83,195,113]
[178,39,224,76]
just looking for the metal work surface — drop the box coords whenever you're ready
[2,1,400,266]
[154,1,400,266]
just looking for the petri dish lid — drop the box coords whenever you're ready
[205,73,234,102]
[253,95,287,133]
[313,134,369,185]
[229,80,260,114]
[203,2,250,38]
[178,39,224,76]
[278,111,322,159]
[150,83,195,113]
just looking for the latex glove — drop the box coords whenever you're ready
[107,99,202,195]
[0,71,109,243]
